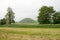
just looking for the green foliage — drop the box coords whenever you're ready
[5,7,15,24]
[12,20,15,23]
[38,6,55,24]
[53,11,60,24]
[0,18,6,25]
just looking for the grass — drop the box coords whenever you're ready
[0,23,60,28]
[0,23,60,40]
[0,28,60,40]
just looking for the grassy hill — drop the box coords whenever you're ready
[19,18,37,23]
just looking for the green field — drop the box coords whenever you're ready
[0,23,60,28]
[0,24,60,40]
[0,28,60,40]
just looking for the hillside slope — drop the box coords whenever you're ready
[20,18,37,23]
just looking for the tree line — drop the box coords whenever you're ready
[0,6,60,25]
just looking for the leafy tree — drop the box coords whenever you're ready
[11,20,15,23]
[38,6,55,24]
[0,18,6,25]
[53,11,60,24]
[5,7,15,24]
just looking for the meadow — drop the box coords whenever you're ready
[0,23,60,28]
[0,28,60,40]
[0,23,60,40]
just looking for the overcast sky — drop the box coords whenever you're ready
[0,0,60,21]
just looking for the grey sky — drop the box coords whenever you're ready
[0,0,60,21]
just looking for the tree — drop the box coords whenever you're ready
[5,7,15,24]
[0,18,6,25]
[38,6,55,24]
[53,11,60,24]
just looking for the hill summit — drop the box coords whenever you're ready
[20,18,37,23]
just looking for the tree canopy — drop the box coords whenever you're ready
[53,11,60,24]
[5,7,15,24]
[38,6,55,24]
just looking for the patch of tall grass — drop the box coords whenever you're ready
[0,23,60,28]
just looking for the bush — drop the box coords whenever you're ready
[0,18,6,25]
